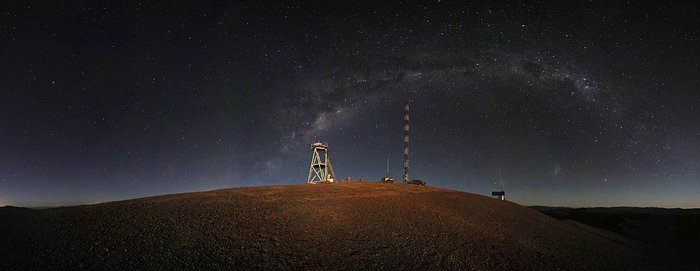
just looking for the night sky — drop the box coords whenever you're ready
[1,1,699,208]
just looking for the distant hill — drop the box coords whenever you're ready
[531,206,700,267]
[0,183,690,270]
[0,206,34,216]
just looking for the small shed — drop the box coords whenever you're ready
[491,191,505,200]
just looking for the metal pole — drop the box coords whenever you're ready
[386,153,390,177]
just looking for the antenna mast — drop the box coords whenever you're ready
[403,100,410,183]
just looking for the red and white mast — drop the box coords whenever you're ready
[403,100,410,183]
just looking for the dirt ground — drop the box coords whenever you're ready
[0,183,685,270]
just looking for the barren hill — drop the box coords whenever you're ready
[0,183,682,270]
[0,206,34,216]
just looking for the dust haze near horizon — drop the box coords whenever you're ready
[1,1,700,208]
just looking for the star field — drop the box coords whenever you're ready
[1,1,699,207]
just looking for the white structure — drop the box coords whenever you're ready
[306,140,336,184]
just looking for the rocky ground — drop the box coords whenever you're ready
[0,183,688,270]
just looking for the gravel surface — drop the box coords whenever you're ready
[0,183,681,270]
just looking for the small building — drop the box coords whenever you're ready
[380,177,395,183]
[492,191,505,200]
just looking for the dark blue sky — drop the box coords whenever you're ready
[1,1,699,208]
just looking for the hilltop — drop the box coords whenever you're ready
[0,183,685,270]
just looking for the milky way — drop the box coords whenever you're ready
[1,1,699,207]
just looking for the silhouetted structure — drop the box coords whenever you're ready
[492,191,505,200]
